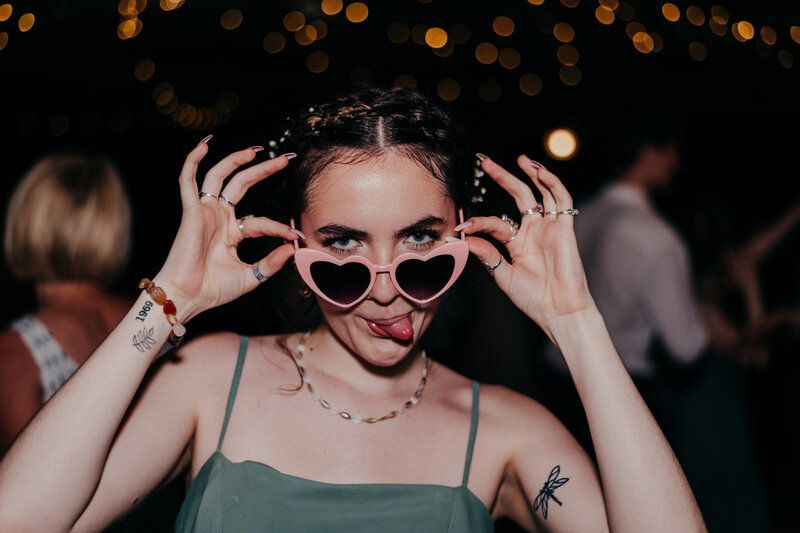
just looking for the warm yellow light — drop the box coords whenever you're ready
[688,41,707,61]
[478,79,502,102]
[283,11,305,31]
[493,16,515,37]
[310,20,328,39]
[760,26,776,45]
[553,22,575,43]
[560,0,579,7]
[527,0,545,5]
[221,9,242,30]
[625,21,645,39]
[790,26,800,45]
[18,12,34,32]
[0,31,8,51]
[117,17,142,39]
[519,73,543,96]
[558,65,582,86]
[545,128,578,160]
[710,5,728,23]
[777,49,794,69]
[595,6,615,25]
[321,0,343,15]
[499,48,521,69]
[153,83,175,106]
[306,50,329,73]
[709,16,727,37]
[475,42,498,64]
[686,6,705,26]
[394,74,417,89]
[432,40,455,57]
[632,31,654,53]
[263,32,286,53]
[557,44,579,65]
[661,3,679,22]
[295,24,318,45]
[0,4,11,22]
[425,27,447,48]
[160,0,185,12]
[345,2,368,23]
[598,0,619,9]
[437,79,460,101]
[118,0,137,16]
[411,24,428,44]
[387,22,409,43]
[134,58,155,81]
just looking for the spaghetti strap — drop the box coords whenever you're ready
[217,336,249,451]
[461,380,480,486]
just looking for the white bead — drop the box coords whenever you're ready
[410,396,419,405]
[330,406,339,415]
[269,140,277,147]
[312,392,321,401]
[296,343,306,353]
[352,415,362,424]
[302,375,311,383]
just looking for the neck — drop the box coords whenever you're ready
[36,280,107,307]
[615,170,651,195]
[299,322,425,395]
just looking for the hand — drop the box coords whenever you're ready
[459,155,594,330]
[153,140,301,321]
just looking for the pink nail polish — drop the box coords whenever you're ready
[290,228,307,239]
[251,146,264,152]
[454,221,473,232]
[277,152,297,160]
[201,134,213,144]
[527,157,543,169]
[475,153,488,162]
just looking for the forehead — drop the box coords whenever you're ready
[302,152,454,229]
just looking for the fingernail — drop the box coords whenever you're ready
[454,221,473,232]
[475,153,488,162]
[527,156,543,169]
[251,145,264,152]
[290,228,306,239]
[445,236,460,242]
[201,134,213,144]
[278,152,297,160]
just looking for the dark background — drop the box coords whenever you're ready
[1,1,799,531]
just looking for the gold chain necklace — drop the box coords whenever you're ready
[291,332,428,424]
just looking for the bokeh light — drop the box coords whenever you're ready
[306,51,330,73]
[662,3,680,22]
[295,25,318,45]
[519,73,543,96]
[160,0,185,11]
[760,26,777,46]
[560,0,579,7]
[387,22,410,44]
[411,24,428,45]
[790,26,800,44]
[0,4,11,22]
[493,16,515,37]
[599,0,619,8]
[220,9,243,30]
[625,21,645,39]
[777,49,793,69]
[263,32,286,53]
[18,12,34,32]
[310,20,328,39]
[393,74,417,88]
[689,41,707,61]
[437,78,460,101]
[710,5,729,23]
[557,44,579,65]
[321,0,343,16]
[345,2,368,23]
[632,31,654,53]
[283,11,305,32]
[553,22,575,43]
[709,16,728,37]
[595,7,615,25]
[686,6,705,26]
[153,83,175,106]
[425,27,447,48]
[559,65,582,86]
[499,48,521,69]
[117,17,142,39]
[134,59,155,81]
[0,31,8,51]
[527,0,545,5]
[545,128,578,160]
[475,42,498,64]
[432,40,454,57]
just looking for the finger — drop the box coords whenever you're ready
[220,153,294,205]
[237,216,302,243]
[246,243,296,290]
[517,155,557,219]
[465,235,512,288]
[179,139,211,207]
[535,164,576,227]
[459,216,518,246]
[199,147,260,196]
[478,155,539,213]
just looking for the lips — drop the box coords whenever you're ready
[365,312,414,341]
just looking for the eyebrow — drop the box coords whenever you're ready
[314,216,446,241]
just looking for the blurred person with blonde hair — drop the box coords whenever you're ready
[0,153,132,453]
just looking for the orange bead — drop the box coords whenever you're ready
[150,285,167,305]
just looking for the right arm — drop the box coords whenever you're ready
[0,140,299,532]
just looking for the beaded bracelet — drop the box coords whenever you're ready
[138,278,186,346]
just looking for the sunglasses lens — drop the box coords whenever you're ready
[395,255,456,301]
[310,261,371,306]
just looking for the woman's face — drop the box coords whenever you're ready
[300,150,458,367]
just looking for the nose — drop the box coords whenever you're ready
[368,270,400,304]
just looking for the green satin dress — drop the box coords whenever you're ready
[175,336,494,532]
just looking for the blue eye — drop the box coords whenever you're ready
[406,231,436,249]
[328,237,359,253]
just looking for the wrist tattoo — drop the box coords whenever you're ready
[134,300,154,322]
[132,326,157,353]
[533,465,569,520]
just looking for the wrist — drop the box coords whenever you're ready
[150,275,200,324]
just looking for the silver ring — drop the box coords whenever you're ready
[499,214,519,244]
[199,191,217,200]
[544,211,559,217]
[559,208,580,216]
[520,205,543,217]
[481,257,503,277]
[219,195,237,208]
[252,264,269,283]
[238,215,255,239]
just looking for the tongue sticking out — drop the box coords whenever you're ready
[368,315,414,341]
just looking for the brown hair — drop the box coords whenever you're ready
[4,153,132,283]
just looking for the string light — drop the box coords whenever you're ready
[0,3,11,22]
[595,7,615,25]
[661,3,680,22]
[345,2,368,23]
[545,128,578,160]
[18,12,34,32]
[321,0,343,16]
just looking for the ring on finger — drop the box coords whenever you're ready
[199,191,217,200]
[544,210,559,217]
[481,257,503,277]
[520,204,543,217]
[252,264,269,283]
[219,195,237,208]
[559,208,580,216]
[238,215,255,239]
[499,214,519,244]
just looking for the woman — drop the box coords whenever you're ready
[0,88,704,532]
[0,154,132,453]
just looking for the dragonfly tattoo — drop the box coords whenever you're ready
[533,465,569,520]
